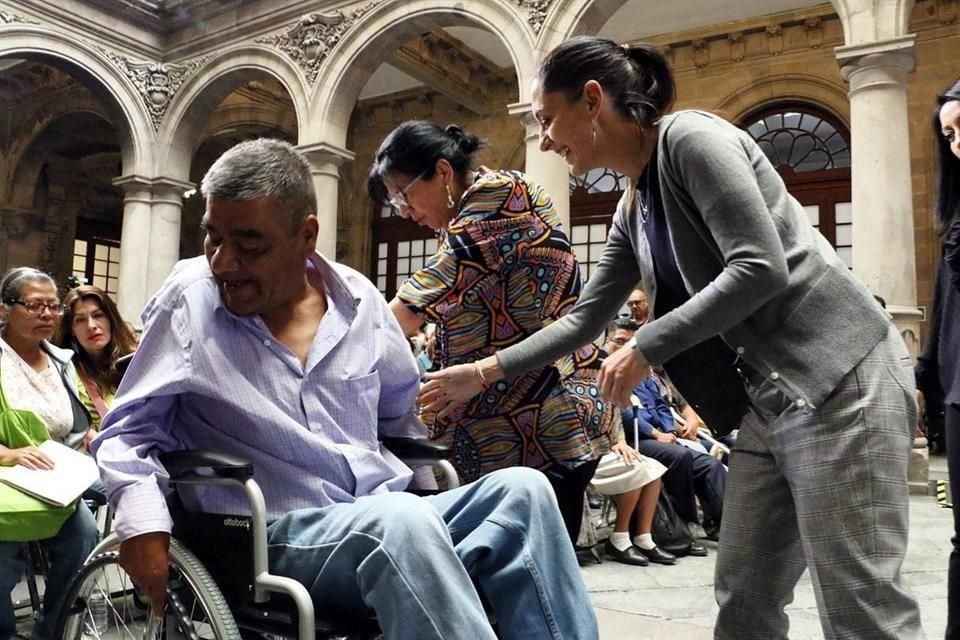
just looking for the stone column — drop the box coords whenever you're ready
[838,35,926,493]
[112,176,154,323]
[837,36,923,356]
[146,178,193,296]
[508,102,571,231]
[298,142,355,262]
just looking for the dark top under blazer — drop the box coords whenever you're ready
[498,110,892,416]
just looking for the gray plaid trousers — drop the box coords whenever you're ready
[714,325,925,640]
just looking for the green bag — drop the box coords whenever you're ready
[0,373,77,542]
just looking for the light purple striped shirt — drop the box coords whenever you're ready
[92,254,425,541]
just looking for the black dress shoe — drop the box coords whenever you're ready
[638,545,677,565]
[603,540,649,566]
[575,544,603,566]
[703,521,721,542]
[687,541,708,557]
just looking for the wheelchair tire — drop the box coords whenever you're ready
[55,537,241,639]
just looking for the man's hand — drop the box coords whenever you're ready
[119,532,171,617]
[0,446,54,470]
[598,344,651,408]
[676,420,699,441]
[653,430,677,444]
[80,428,99,453]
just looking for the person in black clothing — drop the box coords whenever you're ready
[916,76,960,640]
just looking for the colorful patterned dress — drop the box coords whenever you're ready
[396,169,617,482]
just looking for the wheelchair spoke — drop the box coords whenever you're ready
[56,544,240,640]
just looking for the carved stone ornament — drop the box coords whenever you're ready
[0,209,42,241]
[766,24,784,56]
[98,48,209,130]
[805,17,824,49]
[257,2,384,84]
[937,0,958,25]
[728,32,745,62]
[514,0,554,35]
[692,39,710,68]
[0,10,39,24]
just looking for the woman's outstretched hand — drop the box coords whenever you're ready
[419,357,501,421]
[599,342,652,408]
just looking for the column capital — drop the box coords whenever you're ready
[507,102,538,141]
[112,175,194,202]
[297,142,356,168]
[836,35,916,86]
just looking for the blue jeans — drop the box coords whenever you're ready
[267,467,598,640]
[0,503,98,640]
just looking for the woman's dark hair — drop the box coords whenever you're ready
[933,78,960,232]
[537,37,675,214]
[536,36,675,129]
[55,285,137,393]
[367,121,483,205]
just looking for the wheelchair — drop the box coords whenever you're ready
[54,437,459,640]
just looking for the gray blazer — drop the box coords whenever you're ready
[498,110,891,413]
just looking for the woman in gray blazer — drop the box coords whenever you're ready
[420,36,923,640]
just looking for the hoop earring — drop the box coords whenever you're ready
[445,184,455,209]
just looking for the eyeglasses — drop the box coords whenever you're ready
[388,171,430,211]
[7,300,65,315]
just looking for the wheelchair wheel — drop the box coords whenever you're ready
[56,538,241,639]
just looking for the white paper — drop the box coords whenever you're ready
[0,440,99,507]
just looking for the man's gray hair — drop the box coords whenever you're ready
[200,138,316,230]
[1,267,56,309]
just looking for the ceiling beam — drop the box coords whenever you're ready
[388,32,510,116]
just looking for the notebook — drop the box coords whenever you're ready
[0,440,100,507]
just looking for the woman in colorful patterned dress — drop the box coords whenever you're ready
[368,120,618,544]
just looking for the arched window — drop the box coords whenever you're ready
[741,104,852,267]
[746,110,850,171]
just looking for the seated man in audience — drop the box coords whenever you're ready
[606,318,726,543]
[92,139,598,640]
[625,286,649,326]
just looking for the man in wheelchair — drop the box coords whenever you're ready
[91,139,598,640]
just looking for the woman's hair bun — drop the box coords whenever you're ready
[445,124,481,155]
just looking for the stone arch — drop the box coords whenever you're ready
[306,0,536,147]
[714,74,851,129]
[0,25,154,177]
[538,0,632,51]
[9,108,118,209]
[158,45,309,180]
[201,103,298,141]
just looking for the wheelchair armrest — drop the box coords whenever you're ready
[115,353,134,379]
[382,437,450,461]
[160,450,255,483]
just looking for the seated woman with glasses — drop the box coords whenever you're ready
[0,266,99,640]
[369,121,618,547]
[55,284,138,432]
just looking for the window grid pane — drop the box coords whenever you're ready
[746,110,850,171]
